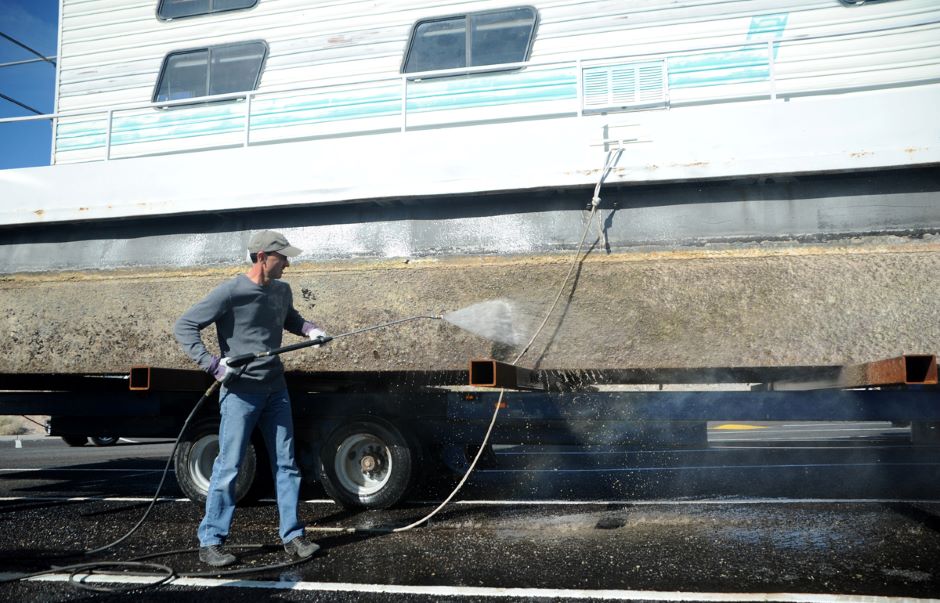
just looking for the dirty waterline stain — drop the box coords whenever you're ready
[4,240,940,284]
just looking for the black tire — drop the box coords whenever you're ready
[174,418,269,505]
[317,417,420,510]
[61,435,88,447]
[90,436,119,447]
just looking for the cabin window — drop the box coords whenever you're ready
[157,0,259,20]
[153,41,267,103]
[402,6,538,74]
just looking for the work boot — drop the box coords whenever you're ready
[284,535,319,558]
[199,544,236,567]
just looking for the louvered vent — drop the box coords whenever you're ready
[582,61,666,112]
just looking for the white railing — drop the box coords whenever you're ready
[1,14,937,164]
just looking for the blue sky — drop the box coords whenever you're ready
[0,0,58,170]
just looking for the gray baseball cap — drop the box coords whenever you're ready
[248,230,302,257]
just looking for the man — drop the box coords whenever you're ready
[174,230,327,567]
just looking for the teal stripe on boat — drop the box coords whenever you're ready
[667,13,787,89]
[670,66,770,88]
[56,68,577,150]
[668,47,770,88]
[408,81,575,112]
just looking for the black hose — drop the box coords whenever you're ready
[6,319,439,591]
[84,379,221,555]
[1,372,317,593]
[2,553,315,593]
[68,561,176,593]
[0,381,222,592]
[128,544,315,579]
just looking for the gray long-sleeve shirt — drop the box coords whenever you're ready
[174,274,311,393]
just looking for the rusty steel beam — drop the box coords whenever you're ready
[0,372,128,392]
[129,367,471,393]
[468,359,545,391]
[771,354,937,391]
[129,366,213,392]
[128,355,937,393]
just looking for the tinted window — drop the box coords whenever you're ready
[153,41,266,103]
[470,8,536,67]
[403,6,537,74]
[407,18,466,72]
[158,0,258,20]
[209,43,266,95]
[157,49,209,101]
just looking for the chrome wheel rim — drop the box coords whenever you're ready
[189,435,219,494]
[334,433,392,496]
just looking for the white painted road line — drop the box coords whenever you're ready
[2,495,937,506]
[476,462,940,473]
[0,468,171,473]
[712,445,914,450]
[442,498,940,506]
[713,427,907,434]
[0,496,189,502]
[0,495,336,504]
[7,459,935,477]
[497,445,916,455]
[778,423,896,428]
[708,436,907,441]
[2,572,937,602]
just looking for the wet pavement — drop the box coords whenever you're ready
[1,425,939,601]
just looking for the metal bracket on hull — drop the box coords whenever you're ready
[469,359,545,391]
[770,354,938,391]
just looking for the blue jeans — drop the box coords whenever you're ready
[198,387,305,546]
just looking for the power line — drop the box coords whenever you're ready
[0,31,56,116]
[0,56,58,69]
[0,31,56,67]
[0,92,44,115]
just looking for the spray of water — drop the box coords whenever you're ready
[442,298,528,346]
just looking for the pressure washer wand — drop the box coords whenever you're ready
[224,314,443,368]
[225,337,332,367]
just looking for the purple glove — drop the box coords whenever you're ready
[208,356,236,383]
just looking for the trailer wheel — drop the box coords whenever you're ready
[175,419,268,505]
[317,418,419,510]
[61,435,88,447]
[90,436,119,447]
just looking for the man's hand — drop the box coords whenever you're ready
[307,327,328,347]
[211,356,237,384]
[303,323,329,348]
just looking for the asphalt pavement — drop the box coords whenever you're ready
[1,423,939,602]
